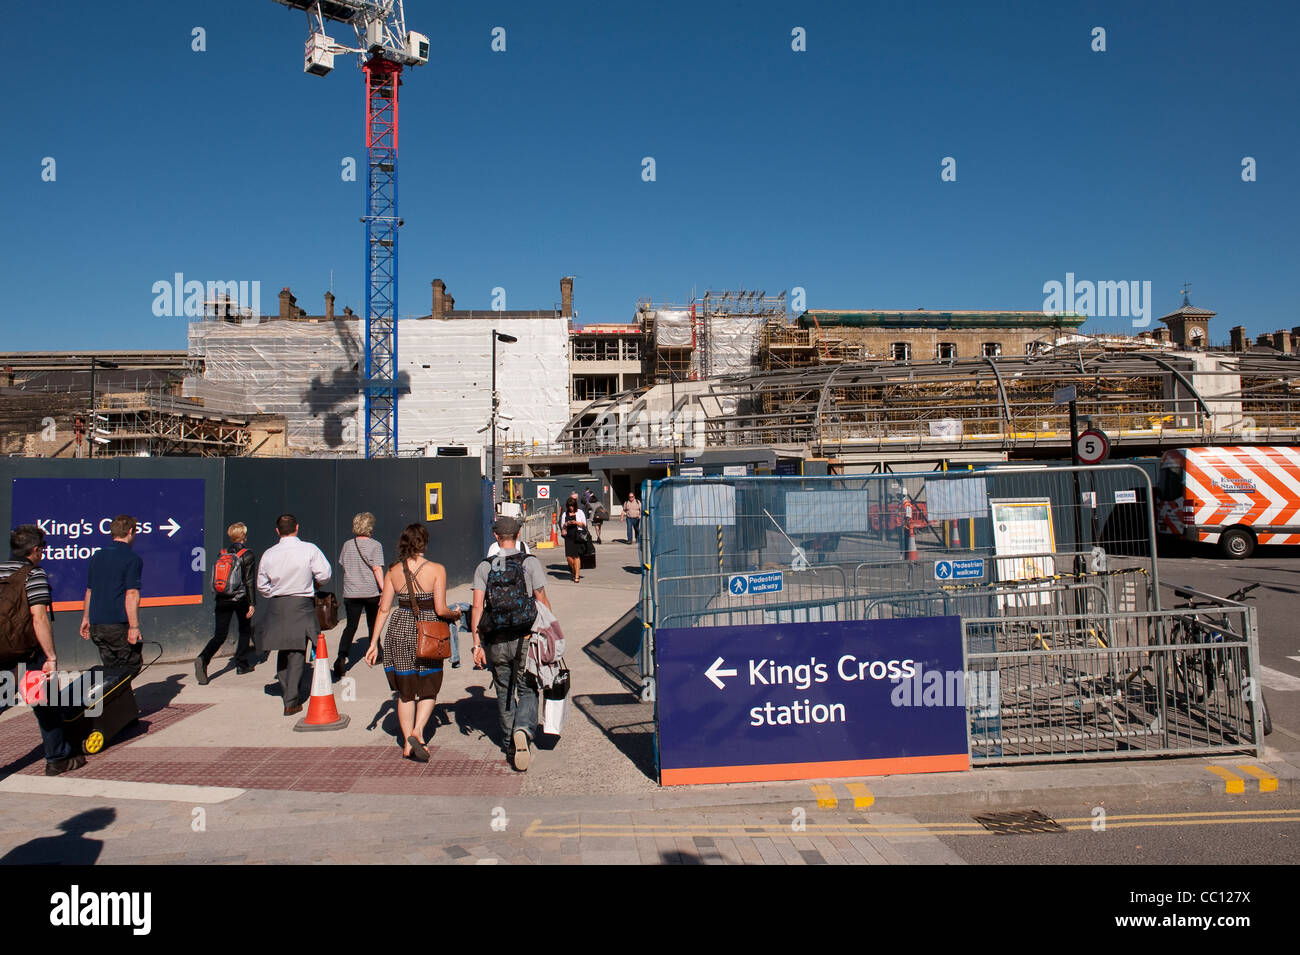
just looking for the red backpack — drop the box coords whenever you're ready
[212,548,248,598]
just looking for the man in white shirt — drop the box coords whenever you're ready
[254,514,332,715]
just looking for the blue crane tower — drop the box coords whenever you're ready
[271,1,429,457]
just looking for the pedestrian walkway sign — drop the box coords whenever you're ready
[727,571,783,596]
[934,558,984,581]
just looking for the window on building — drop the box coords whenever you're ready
[982,342,1002,358]
[622,338,642,362]
[936,342,957,360]
[572,375,618,402]
[891,342,911,361]
[596,338,621,361]
[572,338,597,361]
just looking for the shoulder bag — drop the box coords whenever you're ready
[402,561,451,663]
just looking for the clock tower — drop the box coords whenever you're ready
[1158,285,1214,350]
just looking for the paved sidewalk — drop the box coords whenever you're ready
[2,534,1298,864]
[0,537,655,798]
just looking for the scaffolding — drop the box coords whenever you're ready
[557,346,1300,456]
[91,392,253,457]
[640,289,787,384]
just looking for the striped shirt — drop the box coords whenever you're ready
[338,536,384,599]
[0,560,52,608]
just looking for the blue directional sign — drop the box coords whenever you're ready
[11,478,206,609]
[655,617,970,785]
[727,571,783,596]
[934,558,984,581]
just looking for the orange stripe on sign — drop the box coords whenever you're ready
[51,595,203,612]
[660,753,970,786]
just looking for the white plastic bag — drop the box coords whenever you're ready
[542,696,567,736]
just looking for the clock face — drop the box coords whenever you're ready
[1189,327,1203,339]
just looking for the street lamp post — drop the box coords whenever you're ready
[490,330,518,506]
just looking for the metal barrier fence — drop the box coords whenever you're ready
[520,501,557,547]
[641,465,1265,763]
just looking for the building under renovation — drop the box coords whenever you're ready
[185,279,573,457]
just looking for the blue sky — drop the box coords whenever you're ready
[1,0,1296,350]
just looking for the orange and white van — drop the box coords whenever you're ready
[1156,446,1300,559]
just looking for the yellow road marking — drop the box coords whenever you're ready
[1236,765,1279,793]
[810,784,838,809]
[522,808,1300,839]
[846,782,874,809]
[1206,766,1246,794]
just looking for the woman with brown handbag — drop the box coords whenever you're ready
[364,523,460,761]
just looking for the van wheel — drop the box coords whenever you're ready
[1219,528,1255,560]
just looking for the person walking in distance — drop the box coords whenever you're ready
[471,516,551,771]
[79,515,143,677]
[561,499,587,583]
[623,490,641,544]
[336,511,385,681]
[195,522,257,684]
[255,515,331,716]
[1,525,84,776]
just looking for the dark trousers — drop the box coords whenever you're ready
[200,598,254,669]
[276,650,307,708]
[338,596,379,665]
[485,634,537,746]
[3,662,72,763]
[89,623,142,677]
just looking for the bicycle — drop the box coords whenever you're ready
[1167,583,1272,737]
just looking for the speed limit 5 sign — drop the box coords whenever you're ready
[1076,429,1110,464]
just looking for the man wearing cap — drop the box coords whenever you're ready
[470,516,551,771]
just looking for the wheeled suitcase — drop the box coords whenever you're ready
[58,666,140,755]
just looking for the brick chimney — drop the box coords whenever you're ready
[445,293,455,314]
[561,276,574,318]
[325,291,335,321]
[1273,330,1293,354]
[278,287,295,320]
[431,279,445,319]
[1229,326,1247,351]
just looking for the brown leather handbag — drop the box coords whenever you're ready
[402,561,451,663]
[314,590,340,631]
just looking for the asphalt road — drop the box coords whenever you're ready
[1157,545,1300,742]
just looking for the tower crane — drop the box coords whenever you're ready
[271,1,429,457]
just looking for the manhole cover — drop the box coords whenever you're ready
[972,810,1065,834]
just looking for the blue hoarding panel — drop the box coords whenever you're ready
[11,478,206,607]
[656,617,969,785]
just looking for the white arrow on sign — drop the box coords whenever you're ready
[161,517,181,538]
[705,656,738,690]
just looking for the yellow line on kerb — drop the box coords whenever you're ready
[1205,766,1246,794]
[846,782,875,809]
[1236,766,1279,793]
[810,784,838,809]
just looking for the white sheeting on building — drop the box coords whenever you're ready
[398,318,570,453]
[706,315,764,378]
[186,320,364,452]
[653,310,693,347]
[185,317,570,455]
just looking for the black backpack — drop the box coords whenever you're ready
[478,554,537,637]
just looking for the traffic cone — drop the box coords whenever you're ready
[950,519,962,550]
[294,634,350,732]
[903,520,919,561]
[550,513,559,546]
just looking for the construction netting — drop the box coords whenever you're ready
[186,316,572,455]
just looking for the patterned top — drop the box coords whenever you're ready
[0,560,52,608]
[338,536,384,599]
